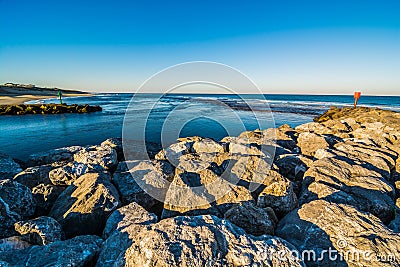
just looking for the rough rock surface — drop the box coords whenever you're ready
[296,132,329,157]
[14,216,64,245]
[114,215,304,267]
[25,145,83,167]
[0,236,32,253]
[13,164,54,188]
[257,178,298,218]
[0,235,103,266]
[192,138,225,153]
[224,201,277,236]
[103,201,158,239]
[0,180,35,238]
[49,161,104,185]
[277,200,400,267]
[162,169,254,218]
[98,203,159,267]
[0,152,22,179]
[31,183,64,216]
[74,145,118,171]
[300,156,395,223]
[49,173,120,237]
[112,160,174,211]
[101,137,124,161]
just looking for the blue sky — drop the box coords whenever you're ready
[0,0,399,94]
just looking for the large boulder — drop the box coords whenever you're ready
[162,169,254,218]
[103,201,158,239]
[112,160,174,211]
[74,145,118,171]
[101,137,124,161]
[277,200,400,267]
[257,178,298,218]
[14,216,64,245]
[49,161,104,186]
[224,201,277,236]
[263,125,297,151]
[13,164,54,188]
[332,141,397,181]
[97,203,158,267]
[221,155,274,192]
[297,132,329,157]
[25,146,83,167]
[114,215,305,266]
[0,235,103,266]
[300,156,395,223]
[0,152,22,180]
[0,236,32,253]
[191,138,225,153]
[31,183,64,216]
[0,180,35,238]
[49,173,120,237]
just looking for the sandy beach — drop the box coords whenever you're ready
[0,84,91,105]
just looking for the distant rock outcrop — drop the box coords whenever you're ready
[0,104,102,115]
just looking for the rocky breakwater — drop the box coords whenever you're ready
[0,106,400,266]
[0,104,102,115]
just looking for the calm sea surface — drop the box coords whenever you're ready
[1,94,399,160]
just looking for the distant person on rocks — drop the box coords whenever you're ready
[58,89,63,104]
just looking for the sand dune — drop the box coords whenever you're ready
[0,84,91,105]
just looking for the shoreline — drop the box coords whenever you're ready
[0,93,92,105]
[0,84,92,105]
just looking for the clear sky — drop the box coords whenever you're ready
[0,0,399,95]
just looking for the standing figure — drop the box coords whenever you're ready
[354,91,361,108]
[58,89,63,104]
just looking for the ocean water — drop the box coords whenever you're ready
[1,93,399,160]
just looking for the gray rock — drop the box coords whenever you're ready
[162,169,254,219]
[0,152,22,180]
[163,141,192,165]
[96,224,146,267]
[297,132,330,157]
[221,155,275,193]
[97,203,159,267]
[0,235,103,266]
[49,173,120,237]
[101,137,124,161]
[274,154,310,181]
[103,202,158,239]
[300,156,396,223]
[191,138,225,153]
[25,146,83,167]
[0,180,35,238]
[263,125,297,151]
[257,178,298,218]
[388,213,400,233]
[0,236,32,253]
[14,216,64,245]
[49,161,104,186]
[74,145,118,171]
[114,215,305,266]
[13,164,54,188]
[112,160,174,210]
[224,201,277,236]
[31,183,64,216]
[277,200,400,267]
